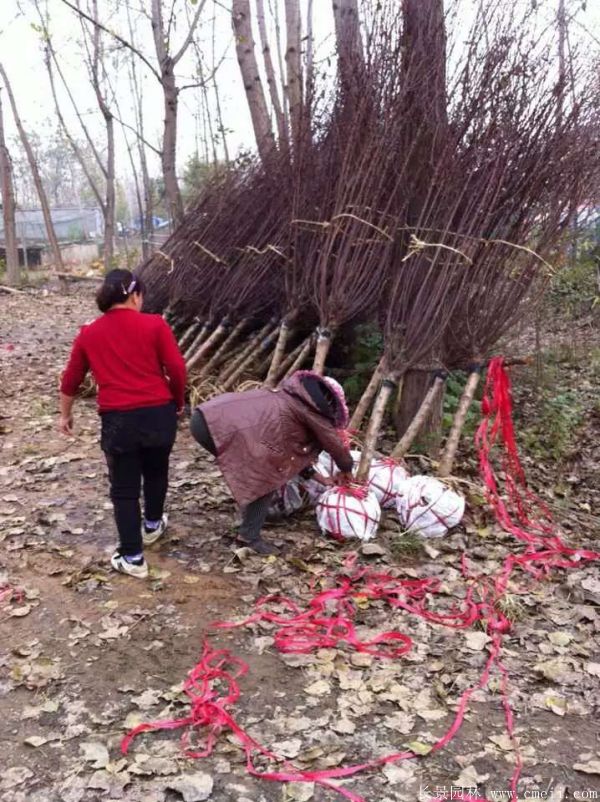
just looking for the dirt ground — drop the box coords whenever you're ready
[1,285,600,802]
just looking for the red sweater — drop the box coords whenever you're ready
[60,308,187,412]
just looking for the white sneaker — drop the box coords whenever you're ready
[142,513,168,546]
[111,552,149,579]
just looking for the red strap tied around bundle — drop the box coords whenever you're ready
[122,356,598,802]
[317,484,379,543]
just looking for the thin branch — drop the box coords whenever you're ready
[172,0,209,64]
[57,0,162,81]
[112,113,162,156]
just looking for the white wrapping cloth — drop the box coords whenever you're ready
[367,458,410,509]
[316,487,381,541]
[395,476,465,539]
[316,450,409,509]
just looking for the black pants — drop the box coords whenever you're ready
[101,403,177,555]
[190,409,272,543]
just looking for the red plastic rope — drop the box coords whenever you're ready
[317,484,379,542]
[122,357,598,802]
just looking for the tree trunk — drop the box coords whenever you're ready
[232,0,277,164]
[187,318,229,371]
[312,328,334,375]
[0,90,19,286]
[43,42,105,215]
[284,0,303,150]
[219,320,275,384]
[438,368,481,477]
[350,357,386,430]
[265,318,292,386]
[271,0,290,133]
[178,319,203,351]
[356,377,397,482]
[331,0,364,92]
[394,369,444,451]
[256,0,288,151]
[280,335,313,381]
[184,322,213,362]
[306,0,315,102]
[0,64,63,272]
[221,323,279,390]
[104,113,116,270]
[199,318,249,377]
[161,62,184,226]
[88,0,115,271]
[126,7,154,260]
[392,374,447,459]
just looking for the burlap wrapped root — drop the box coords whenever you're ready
[395,476,465,539]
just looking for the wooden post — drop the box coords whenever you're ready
[391,372,447,459]
[438,366,482,477]
[356,377,398,482]
[349,356,386,430]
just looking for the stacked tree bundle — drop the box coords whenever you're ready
[139,0,600,471]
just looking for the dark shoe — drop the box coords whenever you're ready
[237,536,279,555]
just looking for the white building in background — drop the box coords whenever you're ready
[0,206,103,267]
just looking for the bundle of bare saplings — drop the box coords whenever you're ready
[138,0,600,478]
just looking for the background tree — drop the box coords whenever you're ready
[0,62,64,270]
[0,88,20,286]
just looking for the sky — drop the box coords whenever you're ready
[0,0,598,214]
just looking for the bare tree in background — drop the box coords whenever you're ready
[58,0,209,227]
[256,0,288,151]
[149,0,208,224]
[33,1,116,269]
[0,89,20,286]
[0,63,64,271]
[332,0,364,91]
[231,0,277,163]
[126,4,154,260]
[284,0,303,150]
[77,0,116,270]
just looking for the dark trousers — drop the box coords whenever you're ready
[190,409,272,543]
[101,403,177,555]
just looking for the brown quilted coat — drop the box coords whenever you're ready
[197,373,353,505]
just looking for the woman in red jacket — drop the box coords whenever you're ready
[59,269,187,579]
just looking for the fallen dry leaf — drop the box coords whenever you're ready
[573,760,600,775]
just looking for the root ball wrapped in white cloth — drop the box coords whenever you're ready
[316,486,381,542]
[316,449,361,478]
[395,476,465,539]
[368,458,410,509]
[316,451,409,510]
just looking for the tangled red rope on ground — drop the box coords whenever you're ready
[122,357,599,802]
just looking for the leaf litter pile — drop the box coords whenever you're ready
[1,287,600,802]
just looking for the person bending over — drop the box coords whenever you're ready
[59,269,187,579]
[190,370,353,554]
